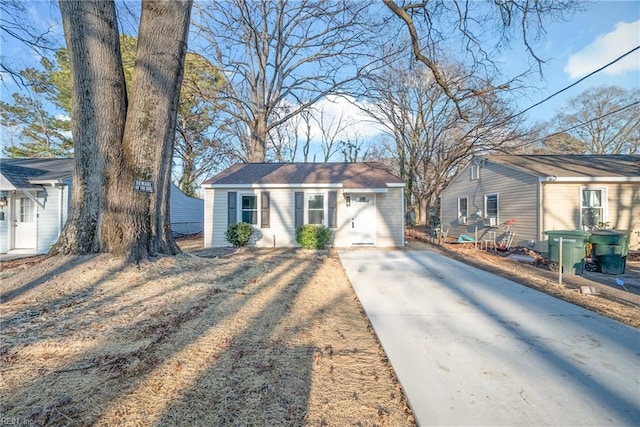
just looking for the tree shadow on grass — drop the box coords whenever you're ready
[0,249,335,426]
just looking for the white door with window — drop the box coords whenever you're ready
[350,194,376,245]
[14,196,37,249]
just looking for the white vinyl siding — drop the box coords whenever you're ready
[35,188,62,253]
[374,188,405,247]
[205,186,405,248]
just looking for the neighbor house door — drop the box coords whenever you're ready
[350,194,376,245]
[14,195,37,249]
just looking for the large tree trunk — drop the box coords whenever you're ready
[104,0,191,260]
[249,114,268,162]
[53,0,127,254]
[54,0,191,262]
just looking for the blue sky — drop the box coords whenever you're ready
[505,0,640,124]
[1,1,639,153]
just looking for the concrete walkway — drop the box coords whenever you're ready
[0,250,42,262]
[339,249,640,426]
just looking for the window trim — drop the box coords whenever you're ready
[306,193,326,225]
[580,186,607,230]
[470,165,479,180]
[484,193,498,225]
[458,197,468,224]
[239,193,258,225]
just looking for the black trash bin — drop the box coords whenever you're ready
[543,230,590,275]
[588,230,629,275]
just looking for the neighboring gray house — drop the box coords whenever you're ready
[169,183,205,236]
[440,154,640,252]
[0,158,204,255]
[202,162,406,248]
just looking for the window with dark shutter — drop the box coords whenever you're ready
[261,192,270,228]
[294,192,304,228]
[227,192,237,225]
[328,191,337,228]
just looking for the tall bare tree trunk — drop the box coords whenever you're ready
[54,0,192,262]
[105,0,191,260]
[53,0,127,254]
[250,115,268,162]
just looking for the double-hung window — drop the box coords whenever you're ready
[307,194,324,225]
[241,194,257,224]
[458,197,468,224]
[581,188,606,229]
[484,193,498,226]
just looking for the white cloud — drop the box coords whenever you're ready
[302,95,386,141]
[564,20,640,79]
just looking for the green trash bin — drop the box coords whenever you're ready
[543,230,590,275]
[588,230,629,275]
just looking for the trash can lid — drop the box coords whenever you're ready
[589,230,628,236]
[543,230,590,236]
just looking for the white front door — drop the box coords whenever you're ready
[350,194,376,245]
[14,196,37,249]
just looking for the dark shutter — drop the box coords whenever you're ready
[227,191,237,225]
[261,191,270,228]
[294,191,304,228]
[328,191,337,228]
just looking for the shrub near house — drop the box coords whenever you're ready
[296,225,333,249]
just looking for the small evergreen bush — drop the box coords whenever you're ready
[225,222,254,246]
[295,224,333,249]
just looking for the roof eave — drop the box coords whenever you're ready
[539,176,640,183]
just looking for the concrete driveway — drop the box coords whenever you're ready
[339,249,640,427]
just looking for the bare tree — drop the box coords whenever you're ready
[0,1,59,86]
[544,86,640,154]
[192,0,377,162]
[53,0,192,262]
[362,58,526,224]
[268,111,300,163]
[382,0,579,115]
[340,131,374,163]
[175,53,231,197]
[314,105,352,162]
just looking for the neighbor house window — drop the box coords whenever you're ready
[471,165,479,180]
[307,194,324,225]
[241,194,257,224]
[458,197,468,224]
[581,188,606,229]
[484,193,498,225]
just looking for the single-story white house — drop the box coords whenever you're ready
[440,154,640,252]
[201,162,406,248]
[0,158,204,255]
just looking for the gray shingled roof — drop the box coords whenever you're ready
[1,158,74,189]
[203,162,404,188]
[485,155,640,178]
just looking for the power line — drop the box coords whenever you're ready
[526,100,640,147]
[512,45,640,120]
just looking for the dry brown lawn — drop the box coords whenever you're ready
[0,243,415,426]
[407,228,640,329]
